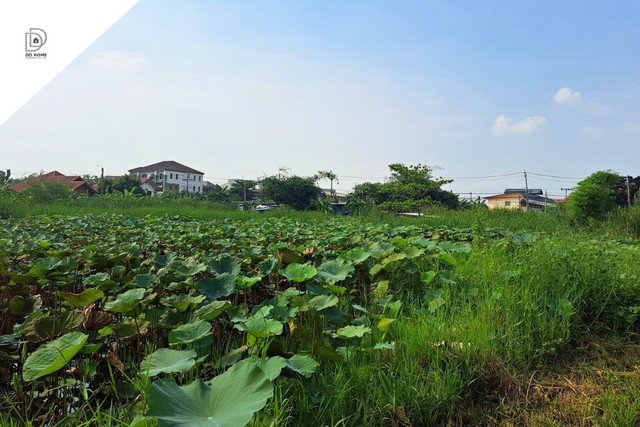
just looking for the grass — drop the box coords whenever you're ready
[2,195,640,426]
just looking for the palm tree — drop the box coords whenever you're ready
[316,170,338,202]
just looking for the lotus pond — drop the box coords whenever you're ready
[1,213,640,426]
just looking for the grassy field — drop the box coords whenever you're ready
[1,196,640,426]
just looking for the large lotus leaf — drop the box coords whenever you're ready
[195,300,232,321]
[22,331,88,381]
[317,260,354,284]
[402,246,425,259]
[257,257,278,275]
[308,294,339,311]
[237,275,262,289]
[343,247,371,264]
[161,294,206,312]
[24,310,85,342]
[112,318,150,338]
[104,288,146,313]
[59,288,104,308]
[198,274,237,300]
[336,325,371,339]
[169,320,212,346]
[285,355,318,378]
[140,348,197,377]
[146,361,273,427]
[247,355,287,381]
[281,263,317,283]
[235,315,283,338]
[9,295,42,315]
[133,273,158,288]
[83,310,114,331]
[208,255,241,276]
[438,241,471,254]
[175,259,208,277]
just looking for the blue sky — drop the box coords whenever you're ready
[2,0,640,198]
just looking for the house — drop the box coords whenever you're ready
[140,177,162,196]
[9,171,96,195]
[128,161,205,193]
[484,189,555,211]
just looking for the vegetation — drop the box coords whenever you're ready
[0,191,640,426]
[260,171,323,210]
[347,163,459,213]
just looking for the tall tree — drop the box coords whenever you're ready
[260,174,322,210]
[316,170,338,201]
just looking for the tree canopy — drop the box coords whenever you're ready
[260,174,322,210]
[347,163,459,212]
[567,170,638,223]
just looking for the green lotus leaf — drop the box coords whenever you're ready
[281,263,317,283]
[257,257,278,275]
[208,255,241,276]
[344,247,371,264]
[146,361,273,427]
[59,288,104,308]
[104,288,146,313]
[22,331,88,381]
[235,314,283,338]
[140,348,197,377]
[237,275,262,289]
[286,355,318,378]
[195,300,232,321]
[9,295,42,315]
[198,273,237,300]
[133,273,158,288]
[247,355,288,381]
[161,294,206,312]
[402,246,425,259]
[175,259,208,277]
[169,320,212,346]
[308,294,339,311]
[316,260,354,284]
[336,325,371,339]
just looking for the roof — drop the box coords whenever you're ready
[504,188,543,195]
[484,191,555,205]
[9,171,96,194]
[140,177,162,192]
[128,161,204,175]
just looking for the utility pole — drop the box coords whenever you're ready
[97,164,104,194]
[626,176,632,207]
[561,187,573,200]
[544,190,548,211]
[524,171,529,211]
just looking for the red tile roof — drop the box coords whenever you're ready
[9,171,96,195]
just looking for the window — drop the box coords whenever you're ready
[141,173,147,178]
[505,201,511,207]
[170,173,173,179]
[199,176,202,181]
[193,186,196,192]
[176,174,180,180]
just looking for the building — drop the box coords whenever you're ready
[128,161,205,193]
[9,171,96,195]
[484,189,556,211]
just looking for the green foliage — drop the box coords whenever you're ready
[101,174,145,195]
[347,163,459,213]
[23,181,75,202]
[22,332,88,381]
[567,170,618,223]
[260,174,323,210]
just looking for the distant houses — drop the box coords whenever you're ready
[484,189,556,211]
[9,171,96,195]
[128,161,205,194]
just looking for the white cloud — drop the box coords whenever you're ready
[580,126,606,140]
[491,114,547,137]
[554,87,582,105]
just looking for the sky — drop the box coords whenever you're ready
[2,0,640,199]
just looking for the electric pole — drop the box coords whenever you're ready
[561,187,573,199]
[524,171,529,211]
[626,176,632,207]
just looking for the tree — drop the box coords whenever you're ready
[260,174,323,210]
[566,170,619,223]
[229,180,257,202]
[346,163,459,213]
[316,170,338,201]
[101,175,145,195]
[23,181,74,202]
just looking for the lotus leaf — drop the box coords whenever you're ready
[22,331,88,381]
[59,288,104,308]
[140,348,197,377]
[286,354,318,378]
[104,288,146,313]
[281,263,317,283]
[146,361,273,427]
[208,255,241,276]
[336,325,371,339]
[316,260,354,284]
[198,274,237,300]
[169,320,212,346]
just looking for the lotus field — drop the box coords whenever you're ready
[1,213,640,426]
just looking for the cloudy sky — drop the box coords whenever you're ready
[2,1,640,198]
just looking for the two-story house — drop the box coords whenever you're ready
[128,161,205,193]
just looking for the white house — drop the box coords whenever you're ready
[128,161,205,193]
